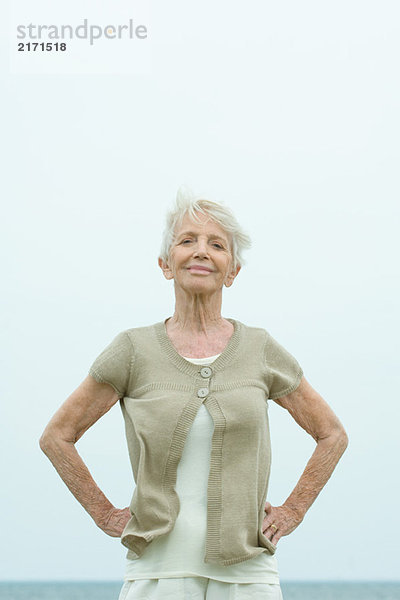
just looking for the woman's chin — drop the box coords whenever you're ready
[179,281,221,295]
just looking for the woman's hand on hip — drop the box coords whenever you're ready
[98,506,131,537]
[262,501,304,546]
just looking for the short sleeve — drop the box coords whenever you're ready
[264,330,304,400]
[88,330,133,399]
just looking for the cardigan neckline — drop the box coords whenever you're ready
[154,317,243,376]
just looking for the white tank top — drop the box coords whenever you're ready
[123,354,280,584]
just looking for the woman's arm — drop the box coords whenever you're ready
[39,374,130,536]
[262,376,349,545]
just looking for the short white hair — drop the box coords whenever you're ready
[159,185,252,271]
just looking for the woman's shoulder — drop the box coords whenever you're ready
[233,319,270,349]
[119,320,167,349]
[235,319,268,337]
[238,320,299,357]
[121,319,163,336]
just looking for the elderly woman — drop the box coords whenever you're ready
[39,188,348,600]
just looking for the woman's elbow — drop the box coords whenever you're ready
[319,423,349,455]
[39,425,58,454]
[342,428,349,449]
[39,430,51,454]
[335,425,349,455]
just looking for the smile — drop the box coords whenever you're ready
[187,266,213,273]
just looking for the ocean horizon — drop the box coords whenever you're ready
[0,580,399,600]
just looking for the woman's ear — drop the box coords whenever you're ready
[158,257,174,280]
[224,264,241,288]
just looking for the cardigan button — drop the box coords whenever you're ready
[200,367,212,378]
[197,387,209,398]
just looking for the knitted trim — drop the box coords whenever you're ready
[268,368,304,400]
[153,317,243,376]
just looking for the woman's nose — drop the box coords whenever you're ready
[193,243,208,256]
[193,241,209,258]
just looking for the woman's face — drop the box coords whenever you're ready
[159,211,240,293]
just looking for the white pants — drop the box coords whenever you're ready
[118,577,283,600]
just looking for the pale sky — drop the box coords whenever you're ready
[2,0,399,582]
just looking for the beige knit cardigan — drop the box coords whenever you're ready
[88,318,303,566]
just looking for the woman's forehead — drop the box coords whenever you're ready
[175,213,228,240]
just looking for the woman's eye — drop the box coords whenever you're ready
[180,239,222,248]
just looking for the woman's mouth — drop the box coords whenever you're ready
[187,266,213,273]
